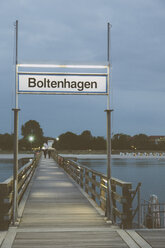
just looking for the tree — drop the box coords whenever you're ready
[21,120,44,149]
[91,136,106,150]
[131,134,150,150]
[0,133,14,151]
[57,132,79,150]
[55,130,106,150]
[79,130,92,149]
[112,133,131,150]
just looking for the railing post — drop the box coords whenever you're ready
[111,180,116,223]
[122,185,132,229]
[80,167,84,188]
[100,177,106,212]
[85,168,89,194]
[91,172,96,201]
[0,184,11,230]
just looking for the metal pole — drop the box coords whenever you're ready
[105,109,112,220]
[138,183,141,228]
[12,108,20,224]
[105,22,113,221]
[12,20,19,225]
[15,20,18,109]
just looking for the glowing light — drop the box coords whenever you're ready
[29,136,34,142]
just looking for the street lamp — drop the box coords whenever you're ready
[29,135,34,151]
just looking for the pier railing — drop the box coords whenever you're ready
[52,152,141,229]
[141,200,165,228]
[0,152,41,230]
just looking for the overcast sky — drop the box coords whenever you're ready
[1,0,165,138]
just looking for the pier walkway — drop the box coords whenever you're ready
[1,156,165,248]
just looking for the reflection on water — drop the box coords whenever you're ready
[0,159,13,182]
[78,158,165,203]
[0,154,33,182]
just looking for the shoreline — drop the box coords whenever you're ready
[0,154,34,159]
[1,151,165,160]
[60,153,165,160]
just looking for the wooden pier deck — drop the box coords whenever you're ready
[1,156,165,248]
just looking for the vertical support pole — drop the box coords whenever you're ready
[12,20,19,225]
[105,109,111,220]
[15,20,18,109]
[105,22,113,221]
[138,183,141,228]
[12,108,20,224]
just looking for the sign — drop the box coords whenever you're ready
[18,73,107,95]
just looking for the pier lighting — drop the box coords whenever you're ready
[29,136,34,142]
[56,137,59,141]
[29,136,34,151]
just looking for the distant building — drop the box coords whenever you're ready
[48,140,54,148]
[149,136,165,145]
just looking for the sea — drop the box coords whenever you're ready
[78,157,165,204]
[0,154,165,204]
[0,154,34,182]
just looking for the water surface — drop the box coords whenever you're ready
[0,154,33,182]
[78,158,165,203]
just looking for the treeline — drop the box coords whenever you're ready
[0,120,165,151]
[112,133,160,151]
[54,130,106,150]
[0,133,14,151]
[54,133,165,151]
[0,130,106,151]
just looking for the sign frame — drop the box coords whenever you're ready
[13,21,112,226]
[16,64,109,96]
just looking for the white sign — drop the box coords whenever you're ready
[18,73,107,95]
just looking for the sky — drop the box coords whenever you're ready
[0,0,165,138]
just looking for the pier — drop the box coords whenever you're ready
[0,155,165,247]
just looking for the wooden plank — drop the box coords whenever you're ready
[113,207,124,219]
[138,230,165,248]
[127,230,152,248]
[112,191,126,204]
[111,177,132,187]
[0,231,7,246]
[1,227,17,248]
[12,230,128,248]
[117,230,140,248]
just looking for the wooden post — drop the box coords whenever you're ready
[85,168,89,194]
[122,185,132,229]
[80,167,84,188]
[111,181,116,223]
[0,184,11,230]
[91,172,96,201]
[100,177,106,211]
